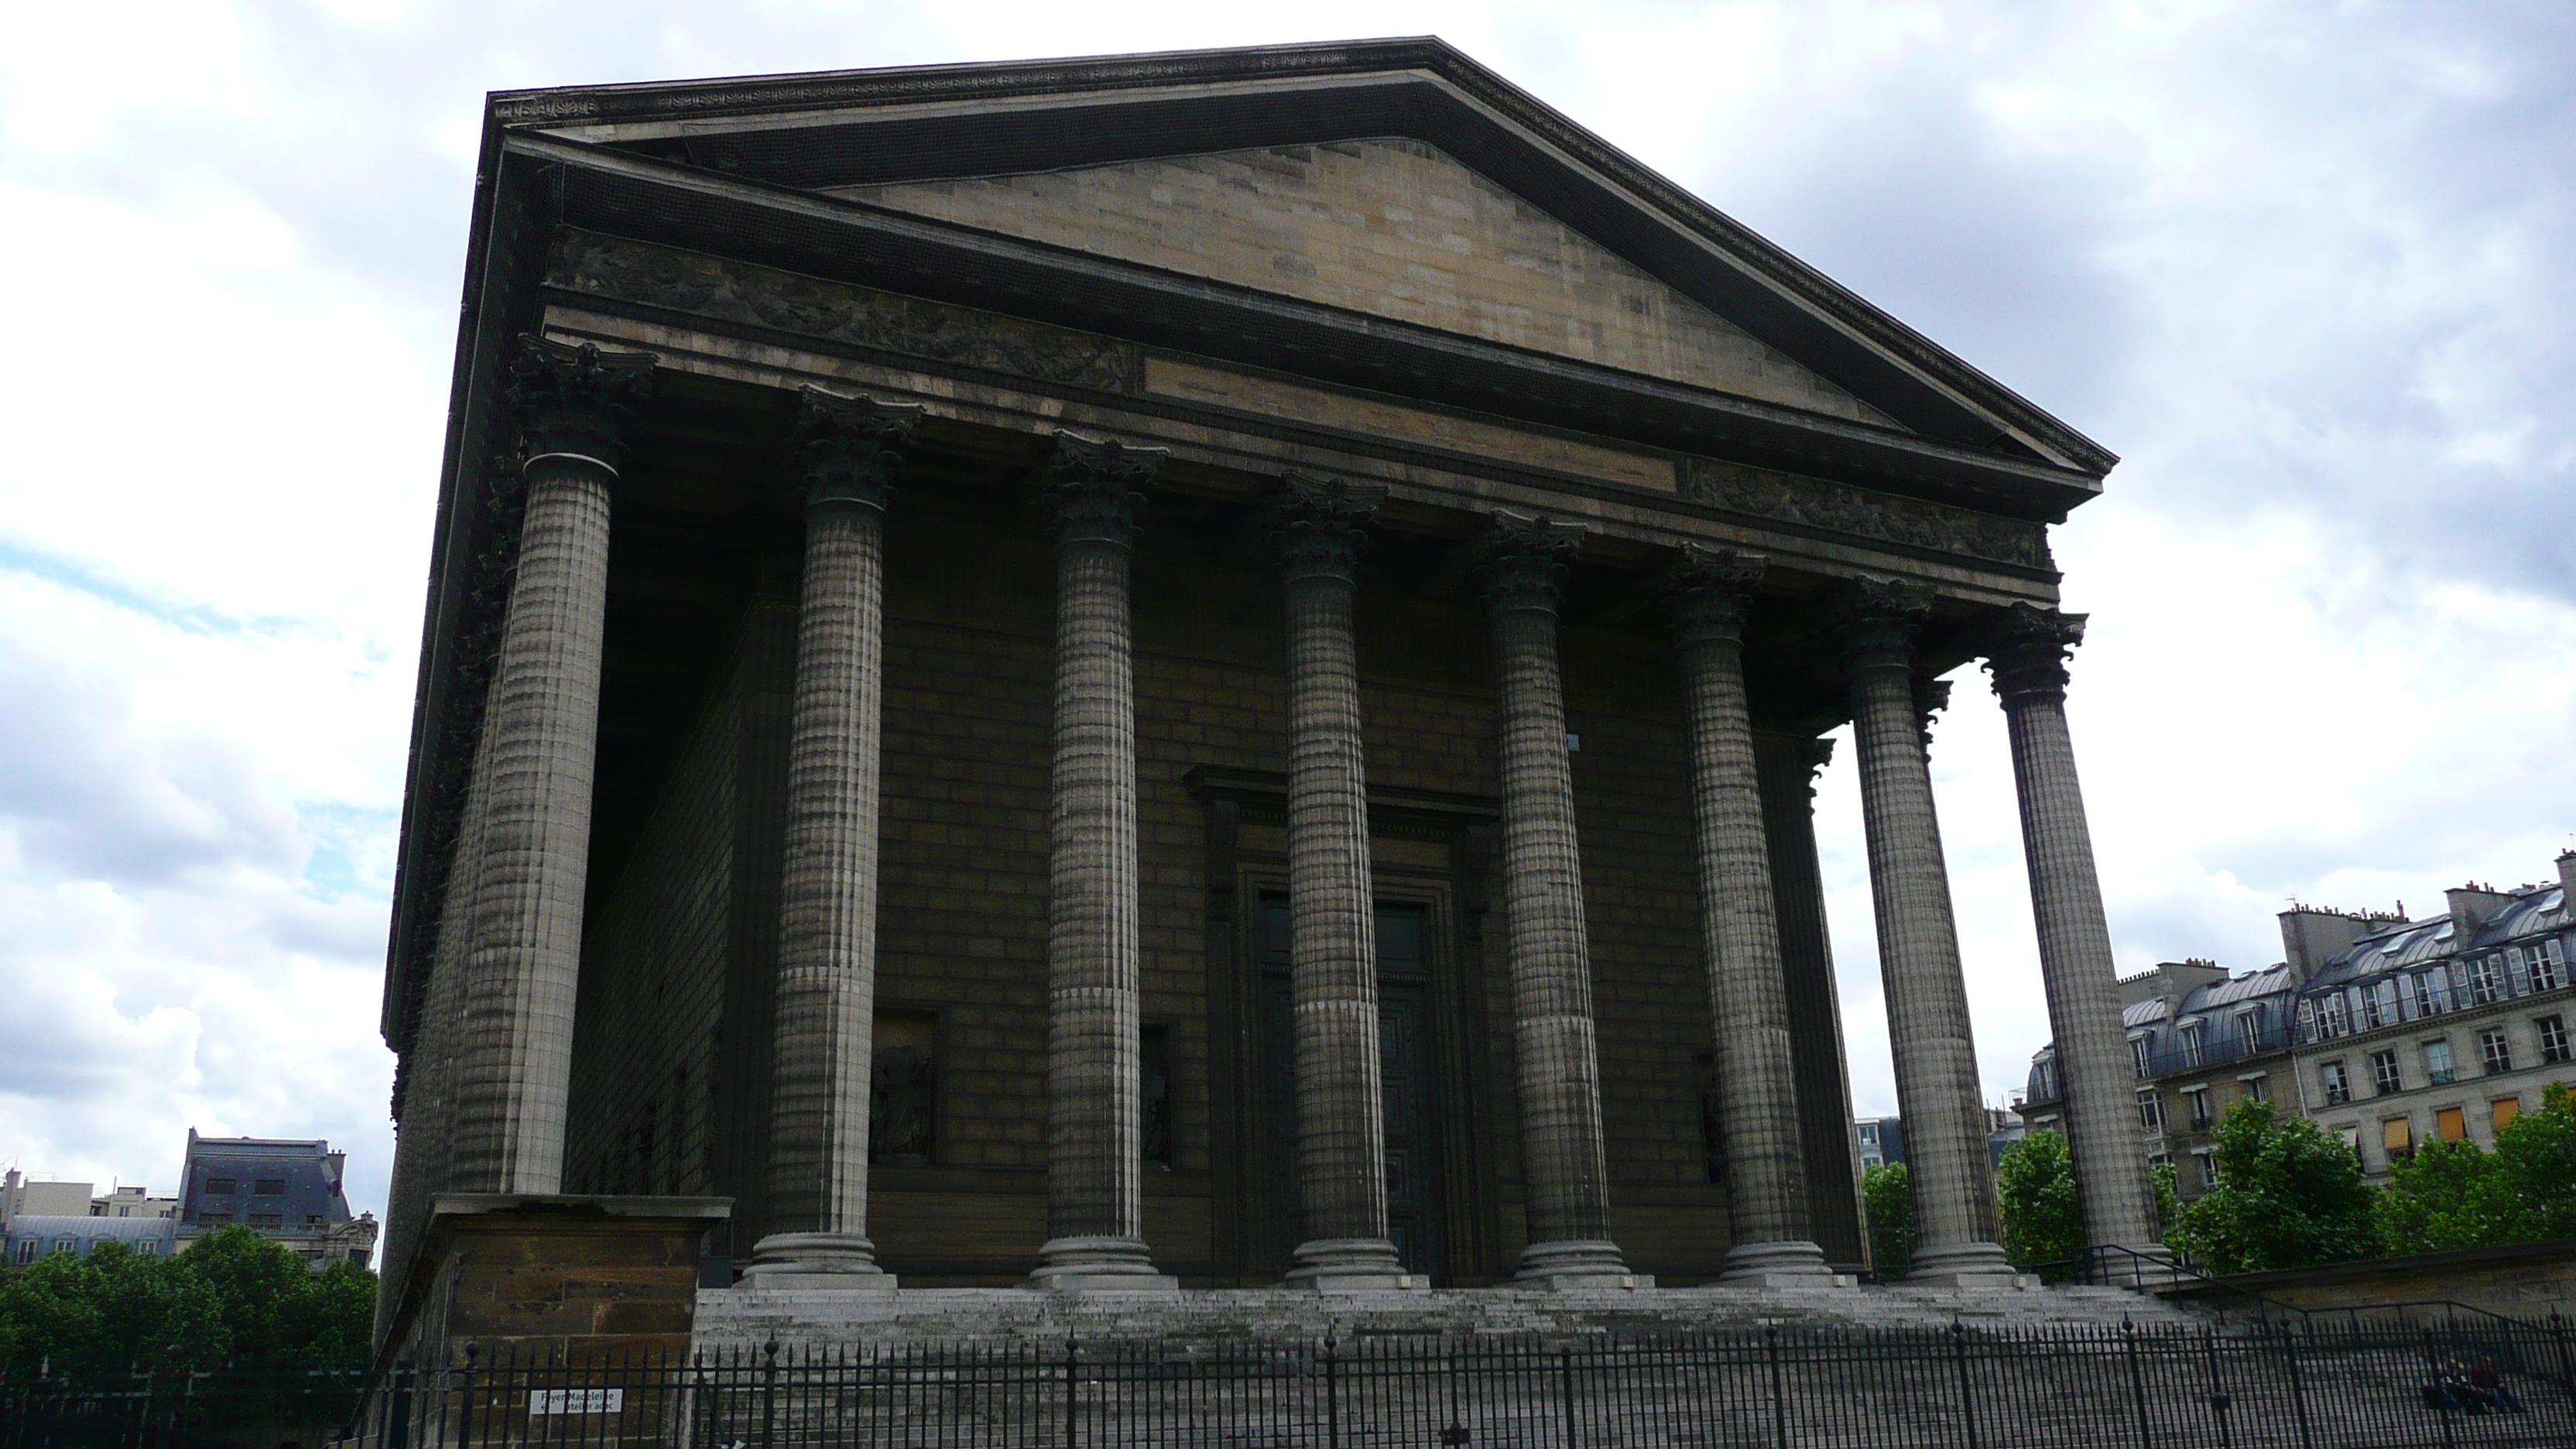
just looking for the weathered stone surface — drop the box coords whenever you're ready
[834,139,1891,425]
[1987,606,2163,1257]
[1685,460,2053,569]
[1838,580,2011,1285]
[1658,546,1826,1280]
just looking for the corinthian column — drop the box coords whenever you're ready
[740,389,921,1289]
[1838,578,2013,1284]
[1478,512,1641,1290]
[1270,476,1420,1290]
[1986,605,2163,1262]
[1032,433,1176,1291]
[451,336,653,1194]
[1657,546,1830,1282]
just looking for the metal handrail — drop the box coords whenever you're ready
[2064,1243,2554,1331]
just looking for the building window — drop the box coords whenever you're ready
[2242,1074,2270,1104]
[869,1010,937,1166]
[2184,1088,2212,1130]
[2130,1036,2153,1077]
[2465,957,2503,1006]
[2333,1124,2361,1154]
[2436,1107,2466,1142]
[2423,1040,2455,1085]
[2538,1015,2571,1066]
[135,1241,157,1257]
[2362,981,2394,1029]
[2317,995,2348,1038]
[2478,1029,2513,1075]
[2137,1091,2163,1130]
[203,1177,236,1196]
[2179,1023,2204,1066]
[2321,1060,2351,1105]
[252,1179,286,1197]
[2523,938,2566,992]
[1141,1024,1173,1171]
[53,1238,75,1257]
[11,1241,31,1266]
[2382,1117,2413,1163]
[2412,973,2441,1018]
[246,1214,282,1229]
[2493,1098,2522,1134]
[2369,1050,2403,1097]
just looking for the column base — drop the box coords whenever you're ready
[1028,1235,1179,1293]
[1286,1238,1429,1292]
[1719,1238,1838,1286]
[737,1231,899,1292]
[1904,1240,2023,1287]
[1514,1239,1653,1290]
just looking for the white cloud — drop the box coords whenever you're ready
[3,1,2571,1209]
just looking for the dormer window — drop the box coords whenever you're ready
[2465,957,2503,1006]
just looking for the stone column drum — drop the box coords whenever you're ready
[1987,605,2163,1262]
[1478,512,1640,1289]
[450,337,653,1195]
[1838,579,2013,1283]
[741,389,923,1289]
[1657,546,1831,1281]
[1033,433,1176,1291]
[1272,475,1420,1290]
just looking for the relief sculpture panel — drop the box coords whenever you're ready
[1684,459,2052,570]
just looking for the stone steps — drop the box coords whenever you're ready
[696,1281,2213,1348]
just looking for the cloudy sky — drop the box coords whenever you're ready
[3,2,2571,1229]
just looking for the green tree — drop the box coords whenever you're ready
[0,1229,370,1365]
[2491,1082,2576,1242]
[2376,1139,2512,1255]
[2168,1099,2379,1274]
[1863,1162,1913,1281]
[2151,1160,2180,1238]
[1995,1130,2085,1269]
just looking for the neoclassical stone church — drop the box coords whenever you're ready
[375,38,2154,1350]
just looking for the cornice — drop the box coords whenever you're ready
[483,40,2117,479]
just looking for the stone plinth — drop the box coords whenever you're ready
[379,1194,731,1368]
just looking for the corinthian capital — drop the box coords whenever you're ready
[1656,543,1766,649]
[1834,576,1931,672]
[1268,473,1386,584]
[1983,604,2088,702]
[1914,677,1952,752]
[797,387,922,511]
[1043,431,1163,546]
[1477,509,1588,615]
[511,334,656,472]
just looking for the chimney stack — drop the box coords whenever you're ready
[2559,850,2574,899]
[2280,906,2371,981]
[2446,884,2516,937]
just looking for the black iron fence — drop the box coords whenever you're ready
[15,1318,2575,1449]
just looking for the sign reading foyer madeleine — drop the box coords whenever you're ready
[377,39,2146,1348]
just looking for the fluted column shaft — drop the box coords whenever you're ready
[1273,478,1416,1288]
[1989,608,2163,1255]
[745,391,920,1285]
[1480,512,1635,1287]
[1660,547,1828,1279]
[451,338,652,1195]
[1034,434,1173,1289]
[1841,581,2012,1281]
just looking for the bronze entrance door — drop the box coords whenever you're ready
[1255,896,1446,1282]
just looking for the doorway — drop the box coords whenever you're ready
[1255,896,1446,1283]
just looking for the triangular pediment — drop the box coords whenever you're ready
[825,139,1899,428]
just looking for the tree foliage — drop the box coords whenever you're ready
[1996,1130,2086,1269]
[1863,1162,1913,1281]
[2167,1099,2379,1274]
[2376,1081,2576,1254]
[0,1228,373,1366]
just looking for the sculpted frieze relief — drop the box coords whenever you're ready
[1683,459,2051,570]
[549,231,1133,393]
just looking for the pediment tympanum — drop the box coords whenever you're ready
[830,139,1898,429]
